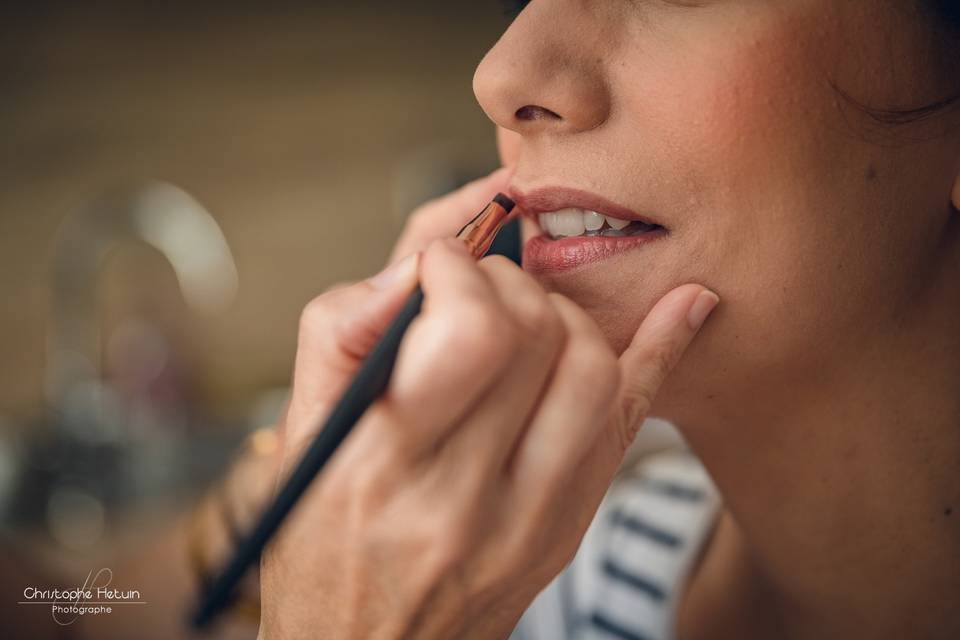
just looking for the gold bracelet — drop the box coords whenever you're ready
[186,426,280,625]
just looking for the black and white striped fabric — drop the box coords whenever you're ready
[510,450,720,640]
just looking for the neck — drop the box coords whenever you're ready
[680,258,960,638]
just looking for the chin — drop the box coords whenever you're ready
[525,263,670,355]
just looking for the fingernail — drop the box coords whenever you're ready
[686,289,720,331]
[369,252,420,290]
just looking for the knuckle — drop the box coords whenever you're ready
[619,381,655,436]
[298,295,333,337]
[440,302,515,364]
[647,339,680,385]
[629,386,655,414]
[458,329,514,370]
[513,291,561,338]
[483,260,560,338]
[621,340,679,422]
[406,197,451,236]
[407,202,438,230]
[622,374,656,413]
[567,339,619,384]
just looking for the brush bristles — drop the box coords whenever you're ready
[492,193,515,213]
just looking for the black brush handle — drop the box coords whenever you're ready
[191,286,424,629]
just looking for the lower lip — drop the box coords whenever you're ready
[522,229,668,273]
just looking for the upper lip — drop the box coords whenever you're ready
[507,186,664,228]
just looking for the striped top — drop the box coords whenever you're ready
[510,449,720,640]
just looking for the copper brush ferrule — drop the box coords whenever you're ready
[456,193,516,258]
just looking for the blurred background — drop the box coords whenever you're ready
[0,1,514,637]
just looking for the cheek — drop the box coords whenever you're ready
[589,28,835,350]
[629,13,938,416]
[581,13,888,387]
[643,17,859,296]
[641,13,833,198]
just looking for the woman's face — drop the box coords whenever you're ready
[473,0,960,426]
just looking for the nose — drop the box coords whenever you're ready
[473,5,611,137]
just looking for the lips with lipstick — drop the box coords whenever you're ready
[511,187,667,273]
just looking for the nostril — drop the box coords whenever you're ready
[515,105,562,121]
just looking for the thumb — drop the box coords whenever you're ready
[615,284,719,444]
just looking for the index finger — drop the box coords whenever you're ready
[615,285,720,445]
[382,239,517,458]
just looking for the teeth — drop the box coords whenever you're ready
[538,213,557,236]
[583,210,605,231]
[537,208,650,239]
[604,215,630,230]
[554,208,585,236]
[538,210,584,237]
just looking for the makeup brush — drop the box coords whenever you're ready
[190,193,515,629]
